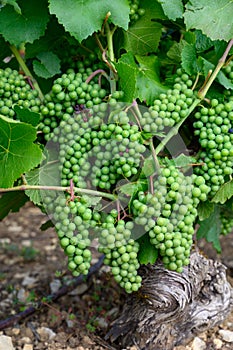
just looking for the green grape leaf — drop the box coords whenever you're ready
[25,157,61,206]
[0,115,43,188]
[141,156,156,177]
[173,154,197,168]
[0,0,21,14]
[123,16,162,56]
[49,0,129,42]
[135,55,167,105]
[197,201,215,221]
[0,0,49,46]
[181,43,198,75]
[167,41,187,63]
[118,182,139,196]
[116,52,138,102]
[137,233,158,264]
[158,0,183,21]
[82,195,102,207]
[33,51,61,79]
[14,105,40,127]
[201,57,233,90]
[184,0,233,42]
[211,180,233,204]
[195,30,214,53]
[122,0,165,55]
[196,206,221,253]
[0,191,28,220]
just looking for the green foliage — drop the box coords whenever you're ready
[0,191,28,220]
[0,115,42,188]
[0,0,49,45]
[184,0,233,41]
[33,51,61,79]
[0,0,233,292]
[49,0,130,42]
[197,206,222,253]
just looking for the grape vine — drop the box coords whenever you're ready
[0,0,233,295]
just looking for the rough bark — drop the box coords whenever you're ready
[106,251,233,350]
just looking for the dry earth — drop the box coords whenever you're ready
[1,202,233,350]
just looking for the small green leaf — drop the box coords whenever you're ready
[196,206,221,253]
[158,0,183,21]
[119,182,139,196]
[0,115,43,188]
[49,0,130,42]
[82,195,102,207]
[181,43,198,75]
[0,0,49,46]
[201,57,233,90]
[137,233,158,264]
[167,41,187,63]
[141,155,156,177]
[197,201,215,221]
[0,191,28,220]
[116,52,138,102]
[211,180,233,204]
[14,105,40,127]
[173,153,196,168]
[195,30,214,53]
[33,51,61,79]
[184,0,233,42]
[135,55,167,105]
[25,158,61,205]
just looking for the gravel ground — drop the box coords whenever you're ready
[0,202,233,350]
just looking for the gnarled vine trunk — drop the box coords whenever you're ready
[106,251,233,350]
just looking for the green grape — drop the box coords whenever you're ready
[193,98,233,196]
[139,69,196,134]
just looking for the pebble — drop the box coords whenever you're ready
[18,337,32,345]
[22,276,37,288]
[50,279,62,294]
[36,327,56,341]
[191,336,206,350]
[23,345,33,350]
[69,283,89,295]
[213,338,223,349]
[0,335,14,350]
[219,329,233,342]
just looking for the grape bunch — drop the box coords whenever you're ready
[52,105,146,190]
[139,69,195,135]
[0,67,41,118]
[223,60,233,85]
[98,219,142,293]
[193,98,233,196]
[39,65,109,140]
[44,194,92,276]
[131,163,210,271]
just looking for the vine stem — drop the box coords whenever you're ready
[105,21,117,93]
[9,45,44,101]
[0,185,116,201]
[198,38,233,99]
[155,98,201,155]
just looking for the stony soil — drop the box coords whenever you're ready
[0,202,233,350]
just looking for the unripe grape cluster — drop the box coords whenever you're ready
[39,64,109,140]
[52,104,146,190]
[193,99,233,196]
[131,163,210,271]
[139,69,195,135]
[43,195,92,276]
[0,67,41,118]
